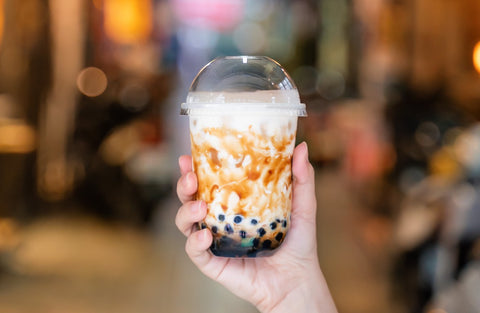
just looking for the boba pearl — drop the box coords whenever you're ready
[262,240,272,249]
[239,230,247,238]
[234,215,243,224]
[258,227,266,237]
[212,226,218,234]
[218,214,225,222]
[282,220,287,228]
[251,219,258,225]
[225,223,234,234]
[270,222,277,230]
[253,238,260,248]
[201,223,207,229]
[275,232,283,241]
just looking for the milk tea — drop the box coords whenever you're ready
[188,90,298,257]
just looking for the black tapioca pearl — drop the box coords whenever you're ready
[239,230,247,238]
[211,226,218,234]
[251,219,258,225]
[275,232,283,241]
[282,220,287,228]
[276,218,281,223]
[258,227,266,237]
[270,222,277,230]
[224,224,234,234]
[253,238,260,248]
[218,214,225,222]
[262,240,272,249]
[234,215,243,224]
[201,223,207,229]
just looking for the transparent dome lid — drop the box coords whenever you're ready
[181,56,306,116]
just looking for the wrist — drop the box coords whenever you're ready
[259,261,337,313]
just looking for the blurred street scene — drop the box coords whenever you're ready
[1,0,480,312]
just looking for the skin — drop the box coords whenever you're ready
[175,142,338,313]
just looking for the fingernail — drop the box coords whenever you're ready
[301,141,309,164]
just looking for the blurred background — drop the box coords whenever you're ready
[1,0,480,312]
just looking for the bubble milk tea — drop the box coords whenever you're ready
[181,56,306,257]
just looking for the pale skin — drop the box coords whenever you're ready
[175,142,338,313]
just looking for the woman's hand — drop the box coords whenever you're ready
[175,142,337,313]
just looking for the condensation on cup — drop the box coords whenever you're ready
[181,56,307,257]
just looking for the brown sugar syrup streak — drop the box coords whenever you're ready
[191,125,295,251]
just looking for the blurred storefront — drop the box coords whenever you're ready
[0,0,480,312]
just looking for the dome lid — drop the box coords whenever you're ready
[181,56,306,116]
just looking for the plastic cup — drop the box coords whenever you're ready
[181,56,306,257]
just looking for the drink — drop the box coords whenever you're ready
[182,56,306,257]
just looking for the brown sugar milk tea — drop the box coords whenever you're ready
[181,56,306,257]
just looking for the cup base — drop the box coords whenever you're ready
[209,234,280,258]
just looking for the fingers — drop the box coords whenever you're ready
[291,141,317,223]
[176,155,227,283]
[185,228,215,270]
[292,142,315,186]
[178,155,196,204]
[177,156,197,204]
[179,155,193,175]
[175,200,207,237]
[179,206,221,281]
[177,172,198,204]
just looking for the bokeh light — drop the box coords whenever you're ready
[100,123,140,166]
[474,41,480,74]
[454,127,480,174]
[415,121,441,148]
[119,82,149,112]
[172,0,244,31]
[76,67,108,97]
[0,122,36,153]
[103,0,152,44]
[38,160,73,201]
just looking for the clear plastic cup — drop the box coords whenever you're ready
[181,56,306,257]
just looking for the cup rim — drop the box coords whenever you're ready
[180,102,307,116]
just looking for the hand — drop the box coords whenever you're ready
[175,142,337,313]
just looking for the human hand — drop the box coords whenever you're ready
[175,142,337,313]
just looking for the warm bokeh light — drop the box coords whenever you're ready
[76,67,108,97]
[0,218,19,250]
[0,121,36,153]
[38,159,74,201]
[103,0,152,44]
[474,41,480,74]
[100,122,140,166]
